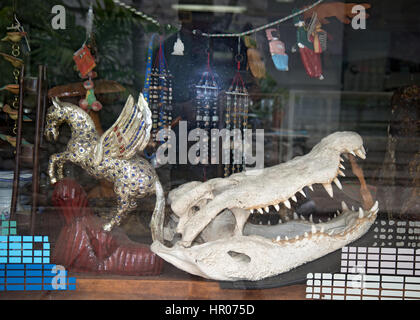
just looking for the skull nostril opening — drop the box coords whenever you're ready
[192,206,200,212]
[227,251,251,264]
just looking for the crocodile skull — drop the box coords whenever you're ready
[151,132,379,281]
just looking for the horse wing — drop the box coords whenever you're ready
[93,93,152,165]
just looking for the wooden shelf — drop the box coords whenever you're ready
[0,264,306,300]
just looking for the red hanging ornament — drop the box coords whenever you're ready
[73,44,96,78]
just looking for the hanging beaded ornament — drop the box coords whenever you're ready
[194,50,220,167]
[224,42,250,176]
[144,37,173,149]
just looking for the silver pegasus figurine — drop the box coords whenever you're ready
[45,93,165,234]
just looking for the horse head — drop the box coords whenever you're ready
[45,97,66,142]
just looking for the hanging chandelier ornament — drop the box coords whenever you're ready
[194,43,220,170]
[224,38,250,176]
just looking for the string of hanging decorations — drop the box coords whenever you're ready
[112,0,324,37]
[111,0,161,27]
[192,0,324,37]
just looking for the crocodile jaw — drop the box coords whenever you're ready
[151,203,378,281]
[174,131,367,246]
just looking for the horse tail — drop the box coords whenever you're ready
[150,179,165,243]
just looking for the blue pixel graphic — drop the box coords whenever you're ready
[0,216,76,291]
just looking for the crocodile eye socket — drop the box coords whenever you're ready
[192,206,200,212]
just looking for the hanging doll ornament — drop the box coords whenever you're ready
[265,28,288,71]
[79,77,103,112]
[293,9,324,80]
[307,12,327,54]
[243,35,266,79]
[224,40,250,176]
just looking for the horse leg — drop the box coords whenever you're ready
[48,152,66,184]
[102,188,132,232]
[55,152,70,181]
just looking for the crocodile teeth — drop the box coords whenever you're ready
[333,178,342,190]
[250,209,254,214]
[370,201,379,213]
[293,212,298,220]
[268,220,271,225]
[276,236,281,241]
[320,227,325,233]
[299,189,306,197]
[340,157,345,162]
[283,200,291,209]
[264,206,270,213]
[301,215,306,221]
[291,195,297,202]
[309,214,313,222]
[295,235,299,240]
[339,163,345,170]
[328,230,334,236]
[274,204,280,211]
[323,183,334,198]
[349,150,356,157]
[351,206,355,211]
[355,148,366,159]
[257,208,263,214]
[285,236,289,241]
[308,185,314,191]
[341,201,349,211]
[338,170,346,177]
[311,225,317,233]
[278,219,282,224]
[359,207,364,219]
[304,232,308,238]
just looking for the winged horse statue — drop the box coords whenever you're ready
[45,93,165,237]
